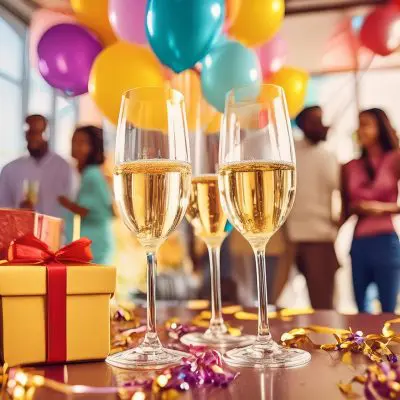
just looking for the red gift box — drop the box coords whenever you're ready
[0,208,62,259]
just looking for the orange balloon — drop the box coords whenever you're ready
[71,0,117,45]
[170,70,217,132]
[269,66,309,118]
[170,70,201,132]
[205,112,222,134]
[225,0,241,29]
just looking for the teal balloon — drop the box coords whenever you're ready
[146,0,224,73]
[201,41,262,112]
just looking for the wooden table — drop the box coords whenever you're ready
[27,309,398,400]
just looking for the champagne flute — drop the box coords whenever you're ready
[180,123,254,347]
[106,87,192,369]
[218,84,311,368]
[23,180,39,206]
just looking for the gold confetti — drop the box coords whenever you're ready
[187,300,209,310]
[131,391,146,400]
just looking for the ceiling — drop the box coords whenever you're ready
[0,0,388,22]
[285,0,385,14]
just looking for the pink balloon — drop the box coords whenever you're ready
[109,0,148,45]
[29,9,76,68]
[256,35,288,78]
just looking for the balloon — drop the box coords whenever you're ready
[71,0,117,45]
[29,9,76,68]
[269,67,309,118]
[109,0,147,45]
[257,34,287,78]
[125,87,183,133]
[146,0,225,73]
[360,5,400,56]
[225,0,241,30]
[205,112,222,133]
[88,42,165,124]
[228,0,284,47]
[170,70,218,132]
[201,41,262,112]
[170,70,201,132]
[37,23,102,96]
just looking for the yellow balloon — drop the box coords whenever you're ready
[71,0,117,45]
[228,0,285,47]
[125,87,184,133]
[269,66,309,118]
[89,42,165,125]
[205,112,222,134]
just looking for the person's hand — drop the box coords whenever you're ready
[19,199,34,210]
[58,195,70,208]
[356,200,388,216]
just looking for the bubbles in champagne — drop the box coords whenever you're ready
[114,159,191,250]
[218,160,296,249]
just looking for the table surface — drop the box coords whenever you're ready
[27,308,398,400]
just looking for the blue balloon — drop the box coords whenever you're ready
[201,41,262,112]
[146,0,224,73]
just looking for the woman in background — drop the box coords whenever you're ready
[59,125,115,264]
[341,108,400,313]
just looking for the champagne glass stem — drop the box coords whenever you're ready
[254,248,273,347]
[206,245,227,336]
[141,251,162,350]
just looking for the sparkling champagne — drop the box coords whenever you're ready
[114,159,191,250]
[218,161,295,248]
[186,174,232,247]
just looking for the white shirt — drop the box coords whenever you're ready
[0,152,72,218]
[287,138,339,242]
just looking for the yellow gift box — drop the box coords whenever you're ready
[0,256,116,367]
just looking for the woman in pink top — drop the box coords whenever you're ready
[342,108,400,313]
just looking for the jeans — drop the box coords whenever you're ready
[351,233,400,313]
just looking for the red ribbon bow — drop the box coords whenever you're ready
[7,234,93,363]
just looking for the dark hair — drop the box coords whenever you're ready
[26,114,48,127]
[359,108,398,179]
[295,106,321,130]
[75,125,105,166]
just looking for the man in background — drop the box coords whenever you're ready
[0,114,72,218]
[286,106,340,309]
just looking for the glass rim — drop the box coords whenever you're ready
[225,83,285,105]
[122,86,185,104]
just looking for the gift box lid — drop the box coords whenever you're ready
[0,265,116,296]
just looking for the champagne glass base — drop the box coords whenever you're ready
[106,346,190,370]
[223,343,311,369]
[180,332,255,348]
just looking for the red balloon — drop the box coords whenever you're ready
[360,4,400,56]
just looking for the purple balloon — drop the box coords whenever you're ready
[37,23,102,96]
[256,34,288,78]
[109,0,147,45]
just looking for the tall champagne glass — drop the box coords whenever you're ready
[106,87,192,369]
[218,84,311,368]
[180,124,254,347]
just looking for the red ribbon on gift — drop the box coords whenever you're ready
[7,234,93,363]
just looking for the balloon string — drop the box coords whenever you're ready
[325,53,375,130]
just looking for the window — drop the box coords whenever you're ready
[54,95,78,159]
[0,16,23,81]
[0,5,79,171]
[0,11,25,169]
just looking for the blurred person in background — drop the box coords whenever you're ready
[341,108,400,313]
[286,106,340,309]
[229,227,287,306]
[59,125,115,264]
[0,114,72,218]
